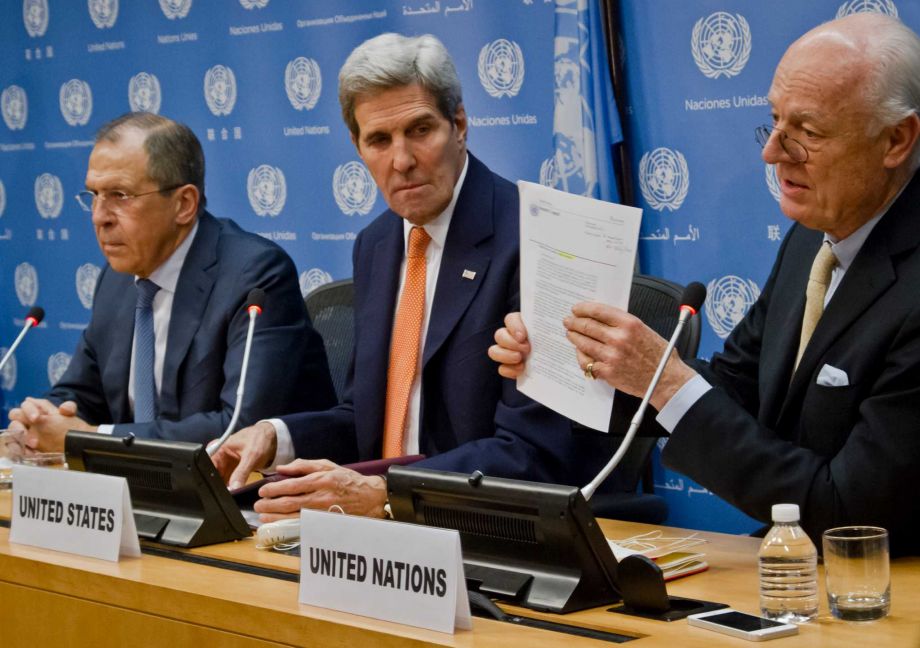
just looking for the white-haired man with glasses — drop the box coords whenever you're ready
[490,13,920,555]
[9,112,336,451]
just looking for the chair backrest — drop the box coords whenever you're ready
[629,274,701,361]
[304,279,355,402]
[578,274,702,494]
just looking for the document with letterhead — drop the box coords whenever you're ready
[517,181,642,431]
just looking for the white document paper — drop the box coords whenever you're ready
[517,180,642,431]
[10,464,141,561]
[299,509,471,634]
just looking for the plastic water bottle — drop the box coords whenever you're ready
[758,503,818,623]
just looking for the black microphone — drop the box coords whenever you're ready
[678,282,706,321]
[0,306,46,372]
[582,283,706,500]
[207,290,265,457]
[246,288,265,314]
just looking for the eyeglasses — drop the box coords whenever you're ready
[74,184,183,213]
[754,125,809,163]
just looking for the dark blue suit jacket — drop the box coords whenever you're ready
[281,154,576,483]
[662,172,920,555]
[49,211,336,444]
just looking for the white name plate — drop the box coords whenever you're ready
[10,464,141,562]
[299,509,472,634]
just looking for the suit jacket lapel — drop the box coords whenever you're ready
[759,231,816,428]
[159,212,219,416]
[103,273,138,422]
[359,215,404,446]
[423,155,494,365]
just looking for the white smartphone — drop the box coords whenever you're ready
[687,609,798,642]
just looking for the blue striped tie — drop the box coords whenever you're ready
[133,279,160,423]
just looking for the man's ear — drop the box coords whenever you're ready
[174,185,199,225]
[453,102,468,144]
[883,112,920,169]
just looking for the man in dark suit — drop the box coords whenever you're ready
[491,14,920,554]
[9,113,336,449]
[211,33,573,519]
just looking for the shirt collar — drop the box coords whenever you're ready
[140,219,200,294]
[824,177,910,271]
[825,213,881,272]
[402,154,469,253]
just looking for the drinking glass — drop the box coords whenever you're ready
[822,526,890,622]
[0,429,26,488]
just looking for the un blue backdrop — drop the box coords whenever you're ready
[2,0,912,535]
[0,0,564,413]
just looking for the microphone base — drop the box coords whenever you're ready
[609,595,727,623]
[606,554,726,622]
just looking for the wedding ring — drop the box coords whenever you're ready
[584,362,596,380]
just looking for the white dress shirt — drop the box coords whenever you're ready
[269,155,470,467]
[97,220,199,433]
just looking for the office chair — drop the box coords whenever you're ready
[304,279,355,403]
[578,274,702,524]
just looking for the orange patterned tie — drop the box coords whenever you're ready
[382,226,431,458]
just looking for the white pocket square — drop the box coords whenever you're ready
[817,364,849,387]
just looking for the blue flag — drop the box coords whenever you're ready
[546,0,623,202]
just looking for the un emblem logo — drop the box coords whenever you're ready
[837,0,898,17]
[240,0,268,8]
[478,39,525,99]
[59,79,93,127]
[47,352,71,387]
[247,165,286,217]
[285,57,322,111]
[159,0,192,19]
[705,275,761,339]
[0,348,16,390]
[204,65,237,117]
[539,156,559,189]
[88,0,118,28]
[638,148,690,212]
[2,85,28,131]
[128,72,162,114]
[691,12,751,79]
[765,164,781,202]
[23,0,49,38]
[34,173,63,219]
[0,180,5,218]
[332,161,377,216]
[299,268,333,297]
[75,263,101,310]
[15,262,38,308]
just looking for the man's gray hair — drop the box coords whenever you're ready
[338,33,463,139]
[848,14,920,168]
[96,112,207,209]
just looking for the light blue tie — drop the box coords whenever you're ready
[133,279,160,423]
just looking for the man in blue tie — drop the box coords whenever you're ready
[9,112,336,449]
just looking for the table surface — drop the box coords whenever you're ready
[1,489,919,647]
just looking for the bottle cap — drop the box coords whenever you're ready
[771,503,800,522]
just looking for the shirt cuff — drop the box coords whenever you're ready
[266,418,295,469]
[97,424,115,435]
[655,374,712,434]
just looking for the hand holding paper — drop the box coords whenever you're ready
[515,181,642,431]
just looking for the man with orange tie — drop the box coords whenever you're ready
[211,33,574,519]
